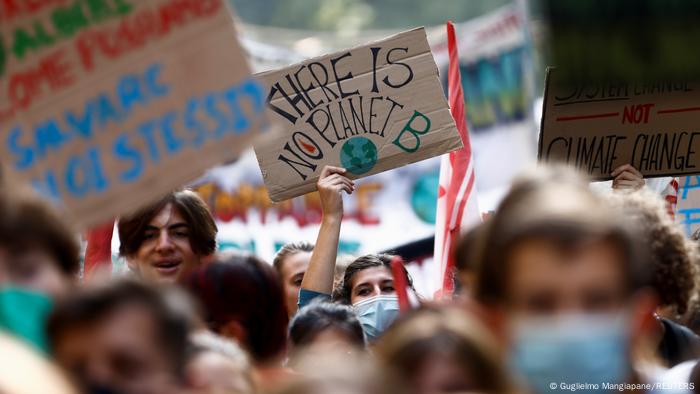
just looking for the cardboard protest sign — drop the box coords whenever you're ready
[0,0,266,229]
[539,67,700,180]
[254,27,463,202]
[678,176,700,238]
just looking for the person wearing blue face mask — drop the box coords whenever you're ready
[297,166,415,342]
[0,186,80,352]
[470,167,659,394]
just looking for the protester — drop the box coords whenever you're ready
[606,189,700,367]
[118,190,217,283]
[298,166,414,342]
[474,166,658,393]
[47,280,192,394]
[187,331,256,394]
[376,305,516,394]
[0,187,80,351]
[274,351,405,394]
[0,331,77,394]
[287,299,365,368]
[182,255,291,392]
[452,223,488,297]
[273,242,314,317]
[0,187,79,300]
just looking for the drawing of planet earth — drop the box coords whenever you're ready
[340,137,378,175]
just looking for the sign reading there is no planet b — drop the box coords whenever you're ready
[254,27,463,202]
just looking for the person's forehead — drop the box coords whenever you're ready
[352,266,393,287]
[148,203,188,228]
[283,252,312,276]
[507,239,626,290]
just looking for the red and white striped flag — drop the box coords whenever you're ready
[433,21,481,298]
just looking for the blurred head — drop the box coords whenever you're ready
[288,300,365,366]
[183,256,288,364]
[0,332,77,394]
[118,190,217,283]
[376,306,514,394]
[606,189,698,318]
[475,166,654,391]
[273,242,314,317]
[453,223,488,297]
[187,331,255,394]
[0,187,79,300]
[275,351,405,394]
[47,281,191,394]
[476,167,651,315]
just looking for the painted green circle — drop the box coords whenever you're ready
[339,137,378,175]
[411,171,439,224]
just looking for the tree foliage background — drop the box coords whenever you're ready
[229,0,511,30]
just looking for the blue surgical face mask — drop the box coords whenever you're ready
[510,313,630,394]
[353,295,400,342]
[0,286,53,353]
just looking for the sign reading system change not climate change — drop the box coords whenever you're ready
[254,27,463,202]
[539,68,700,180]
[0,0,267,229]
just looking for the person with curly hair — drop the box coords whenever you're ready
[606,189,700,367]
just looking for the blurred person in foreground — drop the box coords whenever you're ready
[273,351,406,394]
[0,186,80,351]
[0,331,77,394]
[273,242,314,318]
[182,254,291,392]
[287,299,365,370]
[474,166,659,393]
[118,190,217,283]
[606,189,700,367]
[47,280,192,394]
[187,331,256,394]
[376,305,517,394]
[299,166,415,342]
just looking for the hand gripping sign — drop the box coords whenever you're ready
[254,27,463,202]
[0,0,267,229]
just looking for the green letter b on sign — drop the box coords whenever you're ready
[392,111,431,153]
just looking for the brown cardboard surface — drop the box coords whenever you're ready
[254,27,463,202]
[0,0,266,230]
[539,67,700,180]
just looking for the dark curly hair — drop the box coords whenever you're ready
[333,254,414,305]
[606,190,698,315]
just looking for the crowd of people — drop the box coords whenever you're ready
[1,162,700,394]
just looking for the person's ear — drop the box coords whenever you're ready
[219,320,247,346]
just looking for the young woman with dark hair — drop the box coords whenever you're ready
[181,254,292,392]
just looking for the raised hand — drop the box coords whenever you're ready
[611,164,645,191]
[317,165,355,220]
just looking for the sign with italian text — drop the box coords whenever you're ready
[254,27,463,202]
[0,0,266,229]
[539,67,700,180]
